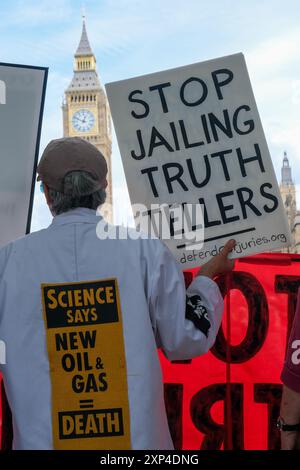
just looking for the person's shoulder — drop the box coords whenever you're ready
[96,220,173,261]
[0,238,16,279]
[0,228,48,259]
[138,235,176,267]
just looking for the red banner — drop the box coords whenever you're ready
[162,253,300,450]
[1,253,300,449]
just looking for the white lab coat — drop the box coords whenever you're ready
[0,208,223,450]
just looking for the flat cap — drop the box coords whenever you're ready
[37,137,108,194]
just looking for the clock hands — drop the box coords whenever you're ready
[74,116,86,124]
[72,110,94,131]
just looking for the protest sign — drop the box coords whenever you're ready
[0,62,48,248]
[106,53,291,269]
[41,278,131,449]
[162,253,300,450]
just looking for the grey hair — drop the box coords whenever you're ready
[48,171,106,215]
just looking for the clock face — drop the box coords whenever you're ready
[72,109,95,132]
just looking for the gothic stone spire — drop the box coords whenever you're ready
[281,151,293,185]
[75,19,93,57]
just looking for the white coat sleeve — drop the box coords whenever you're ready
[148,241,224,361]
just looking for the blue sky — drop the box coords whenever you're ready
[1,0,300,229]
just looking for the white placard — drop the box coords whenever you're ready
[0,63,48,248]
[106,53,291,269]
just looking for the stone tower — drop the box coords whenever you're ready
[62,18,113,221]
[279,151,297,252]
[280,152,296,231]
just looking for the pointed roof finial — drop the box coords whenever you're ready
[282,151,293,184]
[75,6,93,57]
[283,151,289,166]
[81,3,86,22]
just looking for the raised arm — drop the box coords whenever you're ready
[148,240,235,361]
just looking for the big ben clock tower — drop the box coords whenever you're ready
[62,17,113,221]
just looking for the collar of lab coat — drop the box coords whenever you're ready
[50,207,103,227]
